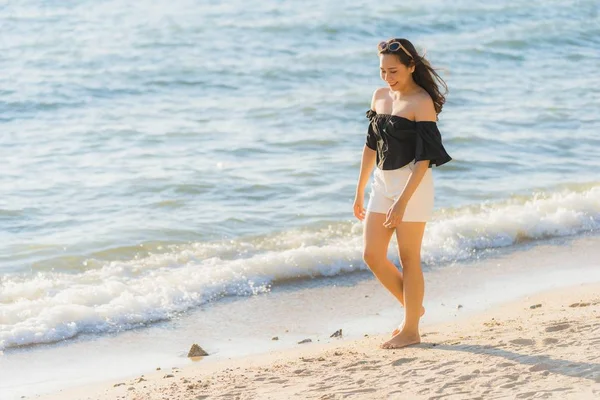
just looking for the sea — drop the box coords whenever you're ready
[1,0,600,398]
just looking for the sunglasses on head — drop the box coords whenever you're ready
[377,40,413,59]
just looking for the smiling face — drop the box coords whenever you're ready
[379,53,414,91]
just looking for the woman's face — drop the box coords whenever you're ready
[379,53,413,90]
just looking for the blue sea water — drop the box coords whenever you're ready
[1,0,600,351]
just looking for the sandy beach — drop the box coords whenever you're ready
[3,1,600,400]
[34,281,600,400]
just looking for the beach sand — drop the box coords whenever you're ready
[35,281,600,400]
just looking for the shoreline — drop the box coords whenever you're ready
[34,280,600,400]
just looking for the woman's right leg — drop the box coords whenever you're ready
[362,211,406,305]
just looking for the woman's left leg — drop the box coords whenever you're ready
[381,221,426,349]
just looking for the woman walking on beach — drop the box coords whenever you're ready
[353,38,452,349]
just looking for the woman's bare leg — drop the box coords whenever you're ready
[381,221,426,349]
[363,212,425,336]
[362,212,405,305]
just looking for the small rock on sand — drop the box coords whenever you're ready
[330,329,342,338]
[298,338,312,344]
[272,336,279,341]
[188,344,209,357]
[569,302,590,307]
[530,304,542,309]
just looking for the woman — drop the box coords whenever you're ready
[353,38,452,349]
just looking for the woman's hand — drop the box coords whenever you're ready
[384,200,406,228]
[353,192,366,221]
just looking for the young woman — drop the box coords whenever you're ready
[353,38,452,349]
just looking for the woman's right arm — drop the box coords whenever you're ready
[353,145,376,221]
[356,146,376,195]
[354,89,382,220]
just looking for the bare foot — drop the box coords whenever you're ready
[392,306,425,337]
[381,330,421,349]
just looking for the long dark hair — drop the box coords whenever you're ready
[380,38,448,115]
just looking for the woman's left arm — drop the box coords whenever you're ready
[383,96,436,228]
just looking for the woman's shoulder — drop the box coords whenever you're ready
[372,87,390,98]
[373,87,390,100]
[370,87,391,112]
[370,87,390,104]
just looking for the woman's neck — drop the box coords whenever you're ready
[391,79,419,98]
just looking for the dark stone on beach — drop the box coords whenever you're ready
[188,344,209,357]
[136,377,146,383]
[530,304,542,309]
[298,338,312,344]
[156,367,161,370]
[569,302,590,307]
[272,336,279,341]
[128,387,134,391]
[330,329,342,338]
[164,374,175,378]
[457,304,463,309]
[113,383,125,387]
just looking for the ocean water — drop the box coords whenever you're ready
[1,0,600,352]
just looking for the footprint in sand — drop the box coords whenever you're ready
[509,338,535,346]
[293,369,307,375]
[343,360,382,371]
[431,360,460,370]
[311,385,335,391]
[391,357,417,366]
[267,379,288,384]
[455,374,476,382]
[498,362,516,367]
[339,388,377,396]
[542,338,559,345]
[529,363,552,372]
[544,323,570,332]
[319,395,336,399]
[500,380,526,389]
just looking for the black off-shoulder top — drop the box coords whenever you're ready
[365,109,452,170]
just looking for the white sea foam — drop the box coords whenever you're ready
[1,186,599,350]
[422,185,600,263]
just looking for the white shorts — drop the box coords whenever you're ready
[366,161,434,222]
